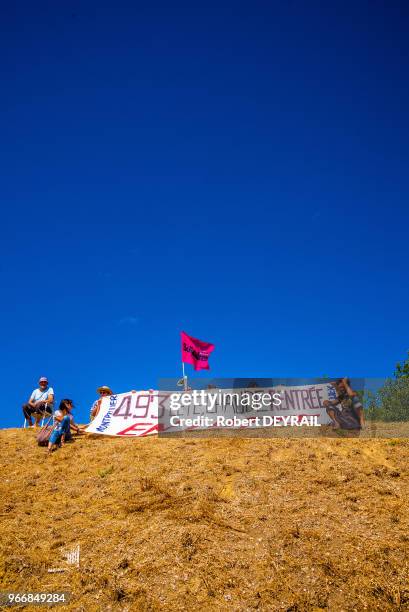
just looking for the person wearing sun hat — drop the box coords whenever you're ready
[22,376,55,427]
[90,385,113,421]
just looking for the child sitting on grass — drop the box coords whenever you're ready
[48,404,71,453]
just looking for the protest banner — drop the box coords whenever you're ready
[85,383,336,436]
[85,391,160,437]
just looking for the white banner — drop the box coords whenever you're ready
[85,390,160,437]
[85,383,336,437]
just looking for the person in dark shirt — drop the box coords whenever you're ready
[324,378,365,430]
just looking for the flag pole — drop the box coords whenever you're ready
[182,362,188,391]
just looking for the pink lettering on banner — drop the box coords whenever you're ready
[301,390,312,410]
[315,387,324,407]
[283,390,294,411]
[112,395,132,419]
[116,422,163,436]
[308,388,322,410]
[283,388,323,411]
[134,394,151,419]
[157,393,171,418]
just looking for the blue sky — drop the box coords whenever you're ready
[1,1,408,427]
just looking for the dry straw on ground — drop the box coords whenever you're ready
[0,426,408,611]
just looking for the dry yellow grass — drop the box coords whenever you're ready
[0,427,408,611]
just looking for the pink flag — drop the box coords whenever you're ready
[181,331,215,371]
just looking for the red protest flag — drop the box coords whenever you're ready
[181,331,215,371]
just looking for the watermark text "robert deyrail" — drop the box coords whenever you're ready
[170,415,321,427]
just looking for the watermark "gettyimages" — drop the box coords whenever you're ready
[169,389,283,411]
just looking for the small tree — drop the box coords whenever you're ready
[364,352,409,422]
[376,377,409,421]
[395,350,409,379]
[365,389,381,421]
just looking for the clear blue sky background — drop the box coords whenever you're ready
[1,1,408,427]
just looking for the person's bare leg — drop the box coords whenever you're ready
[356,406,365,429]
[326,408,340,428]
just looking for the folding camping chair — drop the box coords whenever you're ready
[23,403,54,428]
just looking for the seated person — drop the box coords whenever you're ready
[323,377,365,430]
[54,399,86,440]
[22,377,54,427]
[90,385,113,421]
[48,403,71,453]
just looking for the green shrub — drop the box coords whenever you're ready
[365,378,409,422]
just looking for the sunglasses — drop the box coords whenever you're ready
[99,391,110,395]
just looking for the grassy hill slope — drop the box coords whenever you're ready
[1,429,408,611]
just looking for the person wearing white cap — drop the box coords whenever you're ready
[22,377,55,427]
